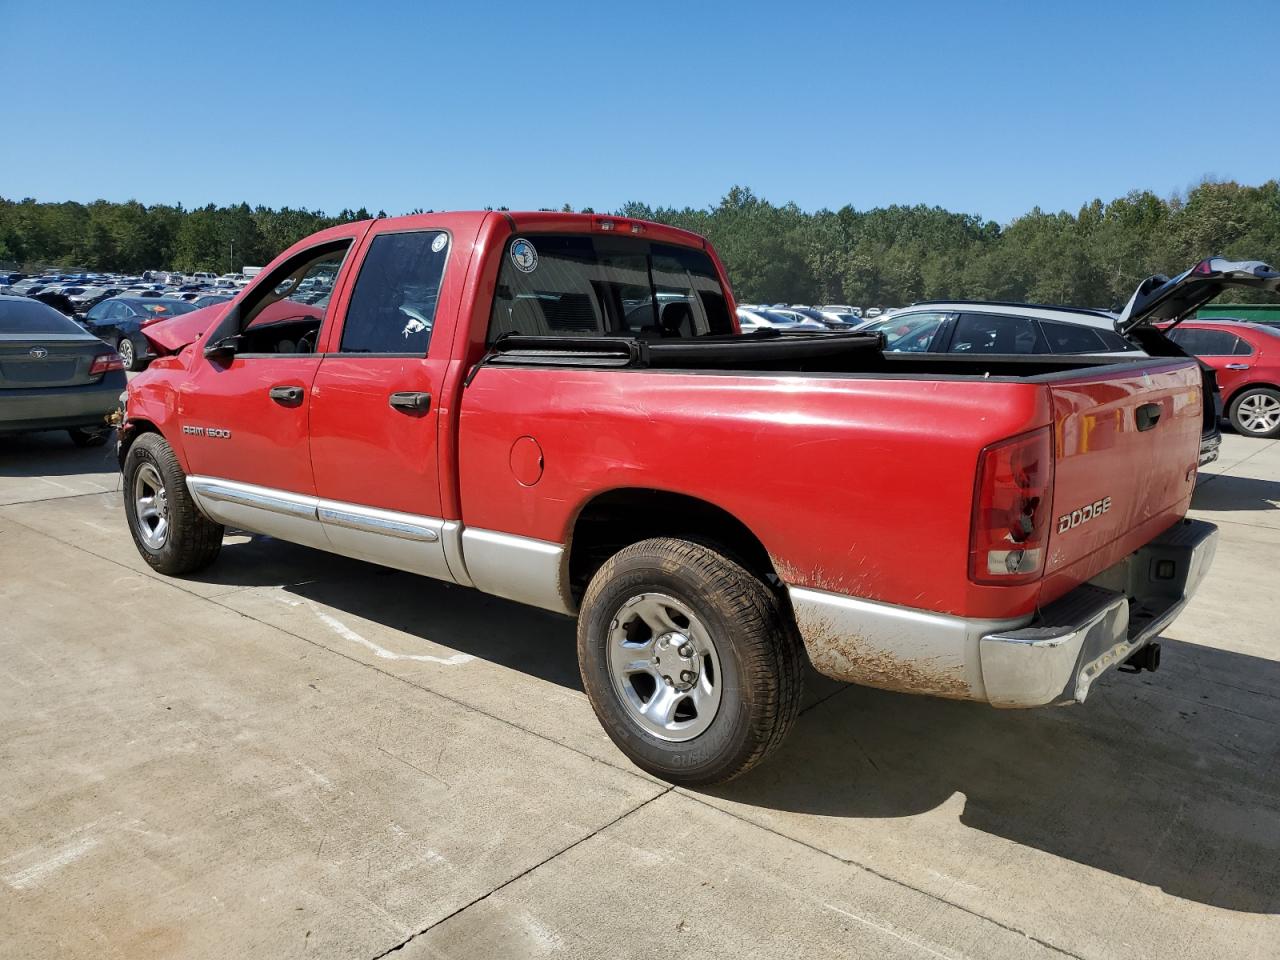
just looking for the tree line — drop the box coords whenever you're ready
[3,179,1279,309]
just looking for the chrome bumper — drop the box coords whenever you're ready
[788,518,1218,707]
[979,518,1218,707]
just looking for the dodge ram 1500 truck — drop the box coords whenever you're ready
[117,212,1278,785]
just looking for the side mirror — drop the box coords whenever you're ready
[204,334,242,360]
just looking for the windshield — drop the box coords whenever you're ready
[758,310,801,325]
[0,297,88,335]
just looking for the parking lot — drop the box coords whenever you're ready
[0,431,1277,959]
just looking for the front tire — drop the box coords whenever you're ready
[122,433,223,574]
[1228,387,1280,439]
[577,538,804,786]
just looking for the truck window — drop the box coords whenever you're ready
[340,230,449,354]
[487,235,733,343]
[236,241,352,354]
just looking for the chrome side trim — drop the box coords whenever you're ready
[788,586,1027,701]
[187,476,330,551]
[461,528,573,616]
[190,476,317,520]
[317,501,441,542]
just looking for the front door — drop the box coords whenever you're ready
[179,239,357,549]
[307,225,457,580]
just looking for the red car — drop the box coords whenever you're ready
[1167,319,1280,439]
[116,216,1275,784]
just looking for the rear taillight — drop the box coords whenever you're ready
[969,427,1054,585]
[89,352,125,377]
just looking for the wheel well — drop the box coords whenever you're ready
[1227,383,1280,409]
[567,489,779,603]
[117,417,161,468]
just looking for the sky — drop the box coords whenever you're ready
[2,0,1276,224]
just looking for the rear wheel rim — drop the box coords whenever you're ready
[1237,394,1280,434]
[133,462,169,550]
[606,592,723,742]
[118,338,134,368]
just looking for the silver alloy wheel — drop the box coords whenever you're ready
[118,337,134,369]
[133,462,169,550]
[607,592,723,742]
[1236,393,1280,434]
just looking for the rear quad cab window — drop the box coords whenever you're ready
[340,230,449,354]
[487,235,733,344]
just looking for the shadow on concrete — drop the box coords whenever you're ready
[1192,473,1280,513]
[0,429,120,478]
[708,638,1280,914]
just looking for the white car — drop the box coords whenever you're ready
[736,307,827,333]
[855,301,1144,358]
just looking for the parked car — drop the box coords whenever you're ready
[735,307,826,332]
[0,294,125,446]
[81,296,199,370]
[192,293,233,309]
[1165,319,1280,439]
[789,306,859,330]
[112,214,1277,786]
[853,298,1242,462]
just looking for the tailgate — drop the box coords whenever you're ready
[1042,359,1202,594]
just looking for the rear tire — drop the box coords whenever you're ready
[68,426,110,447]
[1228,387,1280,439]
[122,433,223,575]
[117,336,145,372]
[577,537,804,787]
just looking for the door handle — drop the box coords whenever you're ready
[1135,402,1162,432]
[268,385,305,405]
[389,391,431,413]
[1225,363,1250,370]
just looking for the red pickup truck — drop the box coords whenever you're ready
[117,213,1276,785]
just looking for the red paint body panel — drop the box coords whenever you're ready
[456,367,1055,619]
[124,210,1206,626]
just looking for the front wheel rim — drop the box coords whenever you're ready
[118,338,134,367]
[606,593,723,742]
[1237,394,1280,434]
[133,462,169,550]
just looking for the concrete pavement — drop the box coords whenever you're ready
[1,429,1278,959]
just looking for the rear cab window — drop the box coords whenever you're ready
[487,235,733,343]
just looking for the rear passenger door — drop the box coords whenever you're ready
[306,223,463,579]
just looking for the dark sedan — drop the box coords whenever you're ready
[0,295,126,446]
[81,296,199,370]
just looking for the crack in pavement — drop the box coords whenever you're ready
[367,789,673,960]
[0,506,1162,960]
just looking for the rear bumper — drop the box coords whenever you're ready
[789,518,1218,707]
[0,373,125,434]
[979,518,1217,706]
